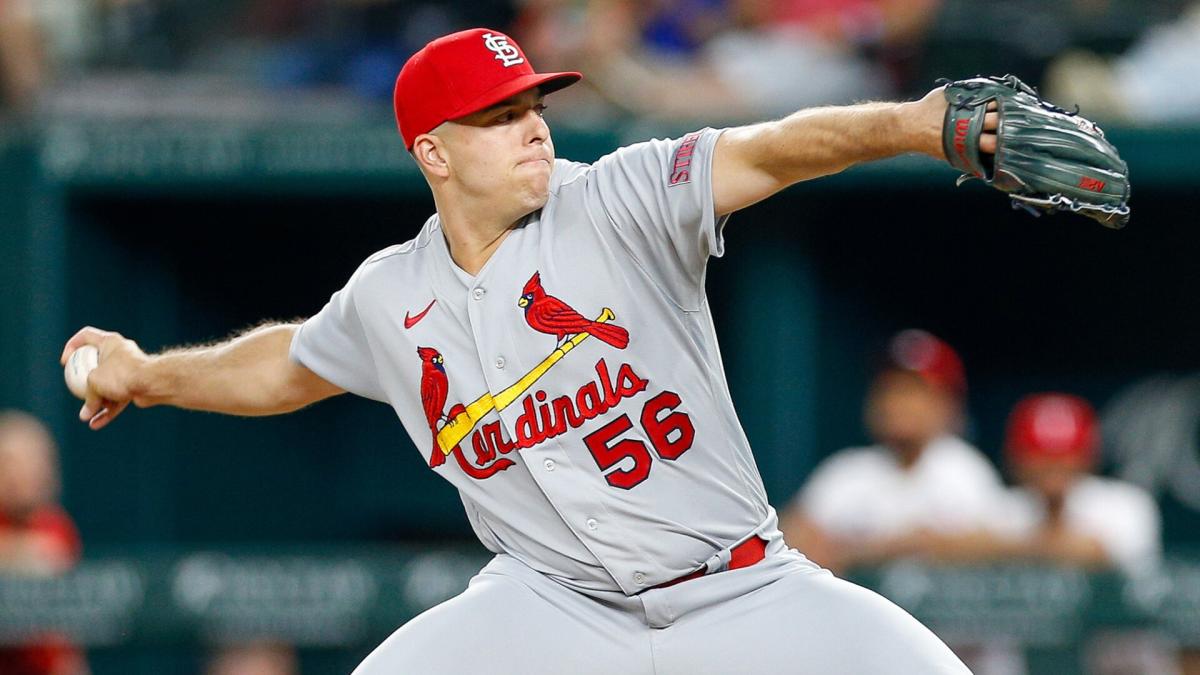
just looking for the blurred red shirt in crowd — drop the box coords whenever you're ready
[0,411,86,675]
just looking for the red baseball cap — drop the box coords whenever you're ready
[886,329,967,397]
[1005,393,1099,465]
[394,28,582,150]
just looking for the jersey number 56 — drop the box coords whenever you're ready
[582,391,695,489]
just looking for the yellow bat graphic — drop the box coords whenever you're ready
[436,308,616,454]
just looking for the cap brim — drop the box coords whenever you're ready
[447,71,582,122]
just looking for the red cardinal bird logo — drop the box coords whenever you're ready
[518,272,629,349]
[418,346,450,467]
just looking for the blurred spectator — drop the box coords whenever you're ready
[0,0,111,113]
[912,394,1171,675]
[191,0,515,100]
[0,411,87,675]
[779,329,1006,574]
[904,393,1162,572]
[204,642,298,675]
[1046,2,1200,123]
[517,0,941,123]
[773,0,941,48]
[995,393,1161,573]
[0,411,80,575]
[0,0,49,111]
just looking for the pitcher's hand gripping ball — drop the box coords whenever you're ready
[941,74,1131,229]
[64,345,99,400]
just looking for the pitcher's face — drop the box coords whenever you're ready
[442,89,555,215]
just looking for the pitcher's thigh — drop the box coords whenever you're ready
[655,570,972,675]
[354,572,651,675]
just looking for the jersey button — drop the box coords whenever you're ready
[585,518,597,530]
[472,287,486,300]
[633,572,646,586]
[544,459,556,472]
[494,356,506,369]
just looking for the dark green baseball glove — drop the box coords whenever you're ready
[941,74,1130,229]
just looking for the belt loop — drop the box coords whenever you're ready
[705,547,733,575]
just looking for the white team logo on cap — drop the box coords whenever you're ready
[482,33,524,68]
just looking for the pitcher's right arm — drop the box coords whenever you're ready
[60,323,345,430]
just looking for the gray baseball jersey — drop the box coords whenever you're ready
[293,129,971,675]
[293,128,774,595]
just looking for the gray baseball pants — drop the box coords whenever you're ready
[353,546,972,674]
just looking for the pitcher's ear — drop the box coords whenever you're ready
[413,134,450,178]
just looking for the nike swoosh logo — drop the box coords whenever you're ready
[404,299,437,329]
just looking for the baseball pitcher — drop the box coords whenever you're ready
[61,27,1128,674]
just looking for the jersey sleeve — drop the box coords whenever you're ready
[290,262,388,402]
[589,128,730,311]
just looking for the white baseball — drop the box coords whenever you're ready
[64,345,99,400]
